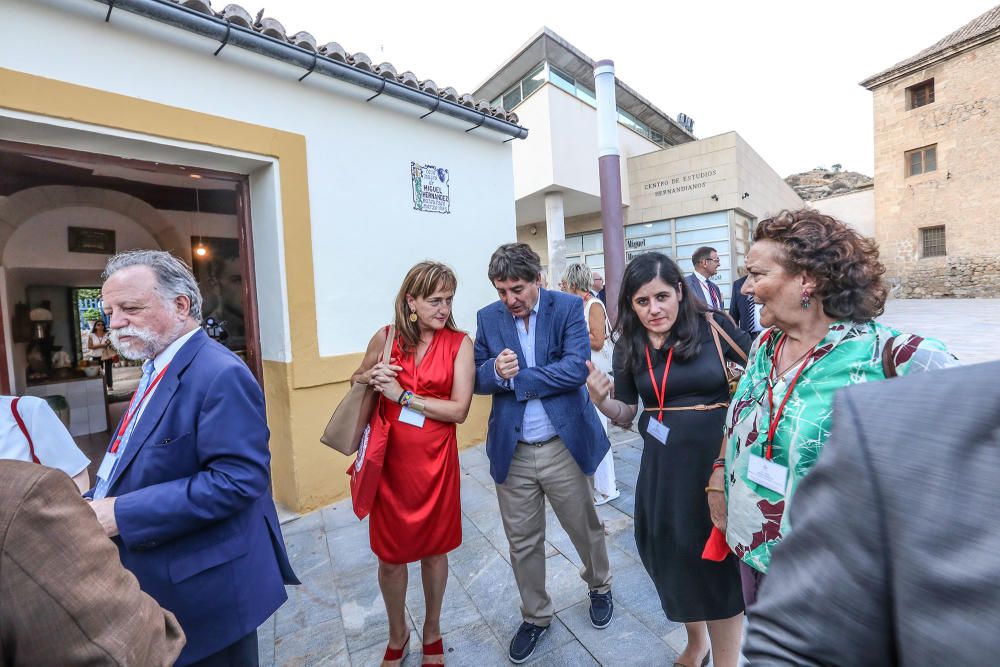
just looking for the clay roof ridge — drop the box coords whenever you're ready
[165,0,518,124]
[861,4,1000,88]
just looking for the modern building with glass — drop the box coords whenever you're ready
[475,28,803,304]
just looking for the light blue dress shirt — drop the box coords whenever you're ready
[495,307,557,443]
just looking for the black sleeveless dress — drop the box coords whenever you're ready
[613,313,749,622]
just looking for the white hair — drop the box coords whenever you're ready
[103,250,204,322]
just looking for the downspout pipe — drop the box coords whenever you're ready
[594,59,625,324]
[92,0,529,141]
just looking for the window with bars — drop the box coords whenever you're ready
[907,79,935,110]
[920,226,946,258]
[906,144,937,177]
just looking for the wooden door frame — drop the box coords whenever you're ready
[0,139,264,388]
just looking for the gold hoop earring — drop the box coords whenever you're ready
[409,310,418,323]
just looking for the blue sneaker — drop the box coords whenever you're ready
[508,621,548,663]
[589,589,614,629]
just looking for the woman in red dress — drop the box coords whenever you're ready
[354,261,474,666]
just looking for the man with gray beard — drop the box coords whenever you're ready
[87,250,297,667]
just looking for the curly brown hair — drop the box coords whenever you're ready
[753,209,887,321]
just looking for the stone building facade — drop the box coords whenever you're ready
[861,6,1000,298]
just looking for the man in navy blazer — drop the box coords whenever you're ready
[474,243,613,663]
[728,274,762,336]
[88,250,297,667]
[685,246,724,309]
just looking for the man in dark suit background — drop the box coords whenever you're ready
[474,243,613,663]
[1,460,185,666]
[744,361,1000,665]
[728,273,762,336]
[685,246,724,309]
[88,250,297,667]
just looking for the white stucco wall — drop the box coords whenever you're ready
[3,208,161,269]
[811,188,876,238]
[3,0,517,357]
[511,83,664,214]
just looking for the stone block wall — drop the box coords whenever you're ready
[870,35,1000,298]
[897,255,1000,297]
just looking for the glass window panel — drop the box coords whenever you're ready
[522,63,545,97]
[625,234,670,252]
[676,258,694,273]
[924,147,936,171]
[585,253,604,269]
[713,270,732,286]
[908,152,922,175]
[565,235,584,253]
[676,227,729,245]
[675,211,728,231]
[582,233,604,251]
[626,221,670,237]
[676,240,730,259]
[549,66,576,95]
[576,85,597,106]
[503,87,522,111]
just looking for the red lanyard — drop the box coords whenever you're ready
[110,365,170,453]
[644,345,674,423]
[765,336,814,460]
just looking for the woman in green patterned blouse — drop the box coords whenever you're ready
[706,209,956,607]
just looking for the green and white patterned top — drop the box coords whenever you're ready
[724,319,957,573]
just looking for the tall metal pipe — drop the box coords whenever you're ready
[594,59,625,324]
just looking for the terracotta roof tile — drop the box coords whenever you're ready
[862,4,1000,87]
[159,0,518,124]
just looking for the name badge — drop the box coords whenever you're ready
[747,453,788,495]
[398,406,426,428]
[96,452,118,483]
[646,418,670,445]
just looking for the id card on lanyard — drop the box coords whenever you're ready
[748,336,814,496]
[644,345,673,445]
[96,364,170,482]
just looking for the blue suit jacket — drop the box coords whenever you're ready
[728,276,759,335]
[473,288,610,484]
[99,330,297,666]
[685,272,723,308]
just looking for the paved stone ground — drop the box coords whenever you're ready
[261,298,999,667]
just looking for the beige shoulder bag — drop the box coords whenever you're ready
[320,324,395,455]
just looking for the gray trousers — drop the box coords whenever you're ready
[496,438,612,626]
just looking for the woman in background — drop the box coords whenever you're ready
[562,262,619,505]
[87,320,115,390]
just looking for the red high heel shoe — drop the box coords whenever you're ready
[422,637,444,666]
[383,635,410,664]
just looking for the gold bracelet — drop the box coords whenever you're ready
[704,486,726,494]
[409,396,426,414]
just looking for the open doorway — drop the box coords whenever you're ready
[0,139,262,481]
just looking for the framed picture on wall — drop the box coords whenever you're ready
[190,236,245,351]
[68,226,116,254]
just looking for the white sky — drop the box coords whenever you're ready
[247,0,997,176]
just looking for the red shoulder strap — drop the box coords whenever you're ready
[10,398,41,464]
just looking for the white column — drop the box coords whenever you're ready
[544,191,566,289]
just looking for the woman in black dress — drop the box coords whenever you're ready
[585,253,749,667]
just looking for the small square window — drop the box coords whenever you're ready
[905,144,937,177]
[920,226,946,258]
[907,79,935,110]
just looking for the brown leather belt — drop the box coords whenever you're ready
[643,403,729,412]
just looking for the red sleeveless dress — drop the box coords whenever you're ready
[369,327,465,563]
